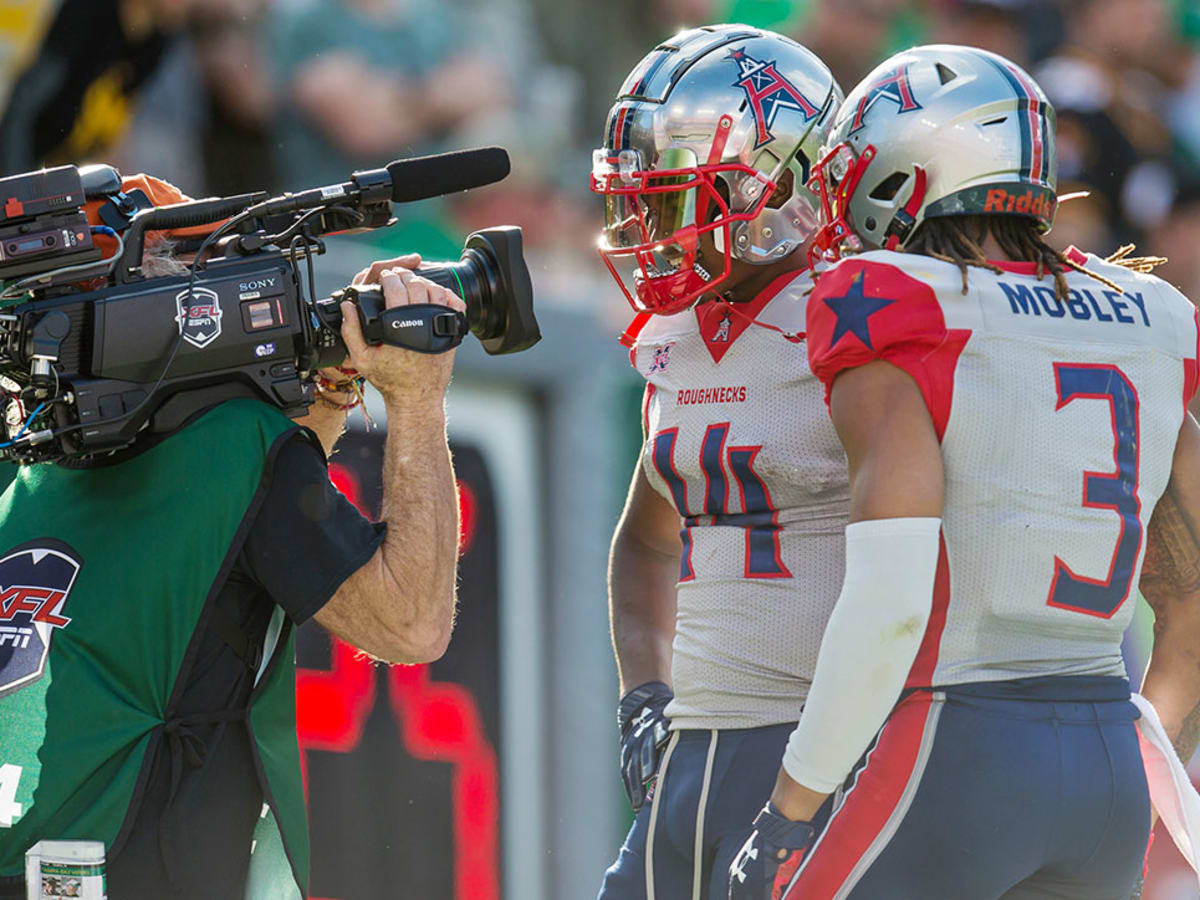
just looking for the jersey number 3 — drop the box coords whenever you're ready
[1047,363,1142,618]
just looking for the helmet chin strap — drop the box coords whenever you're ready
[884,165,927,251]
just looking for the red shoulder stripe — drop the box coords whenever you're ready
[619,312,652,350]
[1185,307,1200,412]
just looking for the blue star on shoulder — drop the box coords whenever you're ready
[823,270,896,351]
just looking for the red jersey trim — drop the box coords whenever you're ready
[696,269,805,364]
[989,248,1093,273]
[1063,245,1090,267]
[620,311,653,353]
[641,383,656,438]
[786,692,938,897]
[905,534,950,688]
[1185,307,1200,412]
[988,259,1041,275]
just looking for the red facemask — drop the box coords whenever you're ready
[591,124,777,316]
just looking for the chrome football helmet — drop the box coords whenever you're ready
[592,25,842,315]
[809,44,1058,260]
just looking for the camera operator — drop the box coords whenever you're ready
[0,176,465,899]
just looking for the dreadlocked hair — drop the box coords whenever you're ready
[903,215,1136,299]
[1105,243,1168,274]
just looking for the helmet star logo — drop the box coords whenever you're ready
[728,47,820,149]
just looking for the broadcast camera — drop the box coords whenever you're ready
[0,148,540,463]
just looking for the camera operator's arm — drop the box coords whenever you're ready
[313,267,464,664]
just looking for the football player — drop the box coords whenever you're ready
[589,24,847,900]
[729,44,1200,899]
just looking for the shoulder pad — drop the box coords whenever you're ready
[806,255,970,437]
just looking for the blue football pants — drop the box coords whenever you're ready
[786,680,1151,899]
[597,723,794,900]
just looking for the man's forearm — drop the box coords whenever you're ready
[372,397,459,660]
[314,264,463,663]
[609,531,678,695]
[778,518,940,811]
[1140,482,1200,761]
[1142,621,1200,761]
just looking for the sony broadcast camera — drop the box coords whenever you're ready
[0,148,540,463]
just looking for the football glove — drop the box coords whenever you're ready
[729,803,816,900]
[617,680,673,811]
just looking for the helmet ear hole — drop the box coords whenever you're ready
[766,169,795,209]
[869,172,909,201]
[796,151,811,186]
[707,176,732,223]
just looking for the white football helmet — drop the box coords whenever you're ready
[591,25,842,315]
[809,44,1058,259]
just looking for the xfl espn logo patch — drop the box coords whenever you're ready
[0,542,82,697]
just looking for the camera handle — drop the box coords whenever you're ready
[338,284,469,355]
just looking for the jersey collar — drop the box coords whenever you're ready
[988,247,1091,276]
[696,269,806,364]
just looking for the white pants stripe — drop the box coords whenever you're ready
[645,731,680,900]
[691,731,719,900]
[644,729,721,900]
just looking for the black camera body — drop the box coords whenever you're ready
[7,252,308,455]
[0,153,539,463]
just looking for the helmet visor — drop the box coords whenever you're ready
[595,148,705,250]
[590,148,775,315]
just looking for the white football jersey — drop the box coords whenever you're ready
[808,248,1200,687]
[629,270,850,730]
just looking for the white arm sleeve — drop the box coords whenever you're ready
[782,516,942,794]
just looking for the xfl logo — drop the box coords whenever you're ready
[175,286,224,349]
[649,342,674,374]
[727,47,821,149]
[849,64,921,134]
[0,543,82,697]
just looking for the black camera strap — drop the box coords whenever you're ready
[373,304,469,354]
[96,187,154,232]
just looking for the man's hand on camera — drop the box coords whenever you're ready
[340,260,465,409]
[352,253,423,287]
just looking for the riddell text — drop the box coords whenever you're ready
[677,386,748,405]
[983,188,1055,219]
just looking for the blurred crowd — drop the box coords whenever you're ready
[0,0,1196,303]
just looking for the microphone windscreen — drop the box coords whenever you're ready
[387,147,511,203]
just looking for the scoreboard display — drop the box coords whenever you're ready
[296,429,503,900]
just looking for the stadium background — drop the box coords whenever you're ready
[1,0,1198,896]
